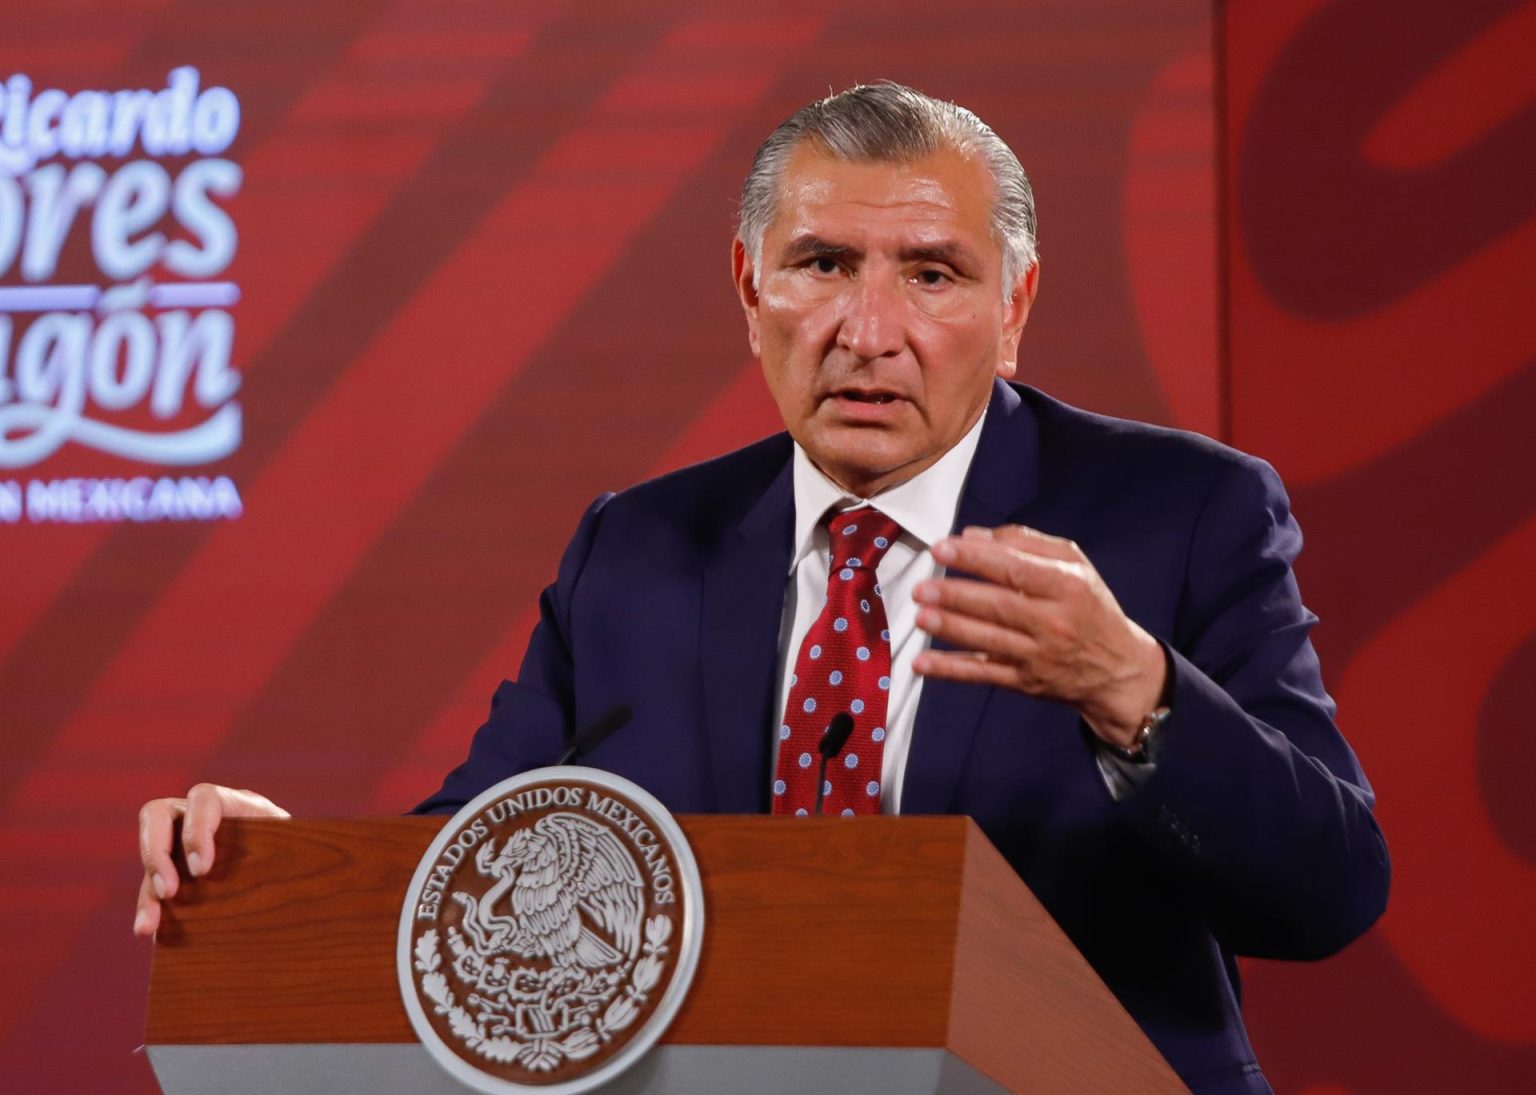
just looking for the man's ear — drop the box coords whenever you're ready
[995,260,1040,380]
[731,237,762,358]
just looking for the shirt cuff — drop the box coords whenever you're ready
[1096,747,1157,801]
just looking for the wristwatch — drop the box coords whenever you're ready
[1105,705,1171,764]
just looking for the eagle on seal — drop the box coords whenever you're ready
[455,812,646,970]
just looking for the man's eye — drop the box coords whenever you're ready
[914,268,952,287]
[810,257,840,275]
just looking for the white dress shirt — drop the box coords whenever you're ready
[771,413,987,814]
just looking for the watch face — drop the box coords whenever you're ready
[1136,707,1172,760]
[1114,735,1151,764]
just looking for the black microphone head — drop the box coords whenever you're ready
[819,711,855,759]
[571,703,633,755]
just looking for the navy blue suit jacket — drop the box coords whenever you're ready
[420,381,1390,1094]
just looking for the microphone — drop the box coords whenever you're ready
[813,712,856,815]
[556,703,634,765]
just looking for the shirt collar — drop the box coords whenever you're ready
[788,409,988,572]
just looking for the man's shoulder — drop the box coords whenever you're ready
[1014,383,1281,491]
[593,431,793,534]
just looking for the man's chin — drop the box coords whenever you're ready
[804,434,929,497]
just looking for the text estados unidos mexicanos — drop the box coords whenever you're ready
[414,787,678,922]
[0,67,244,484]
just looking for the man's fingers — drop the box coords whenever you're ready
[180,783,228,878]
[914,648,1022,688]
[967,523,1083,562]
[133,873,161,938]
[179,785,293,878]
[934,535,1069,597]
[916,603,1037,665]
[135,784,291,940]
[913,575,1046,632]
[138,798,184,902]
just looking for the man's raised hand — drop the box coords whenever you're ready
[912,524,1166,750]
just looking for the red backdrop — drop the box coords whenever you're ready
[1226,1,1536,1091]
[0,0,1527,1090]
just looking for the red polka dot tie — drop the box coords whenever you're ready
[772,507,903,817]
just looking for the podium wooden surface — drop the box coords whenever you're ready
[146,815,1186,1094]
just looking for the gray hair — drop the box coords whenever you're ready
[738,82,1037,295]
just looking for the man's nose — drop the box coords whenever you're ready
[836,275,906,360]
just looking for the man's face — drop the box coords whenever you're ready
[733,144,1036,497]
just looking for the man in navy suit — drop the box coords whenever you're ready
[137,84,1388,1093]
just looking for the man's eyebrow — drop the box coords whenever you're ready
[779,235,860,263]
[899,242,978,268]
[775,235,979,271]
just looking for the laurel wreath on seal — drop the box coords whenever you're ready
[415,913,674,1071]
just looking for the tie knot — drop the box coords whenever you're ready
[826,507,903,571]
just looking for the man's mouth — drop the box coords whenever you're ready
[832,389,901,404]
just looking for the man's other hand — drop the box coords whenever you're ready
[134,784,289,938]
[913,524,1166,750]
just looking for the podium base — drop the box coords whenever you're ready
[147,1043,1010,1095]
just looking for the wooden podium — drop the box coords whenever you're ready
[145,815,1186,1094]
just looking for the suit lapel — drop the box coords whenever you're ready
[902,382,1044,815]
[700,455,795,814]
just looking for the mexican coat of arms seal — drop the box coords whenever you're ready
[398,767,704,1094]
